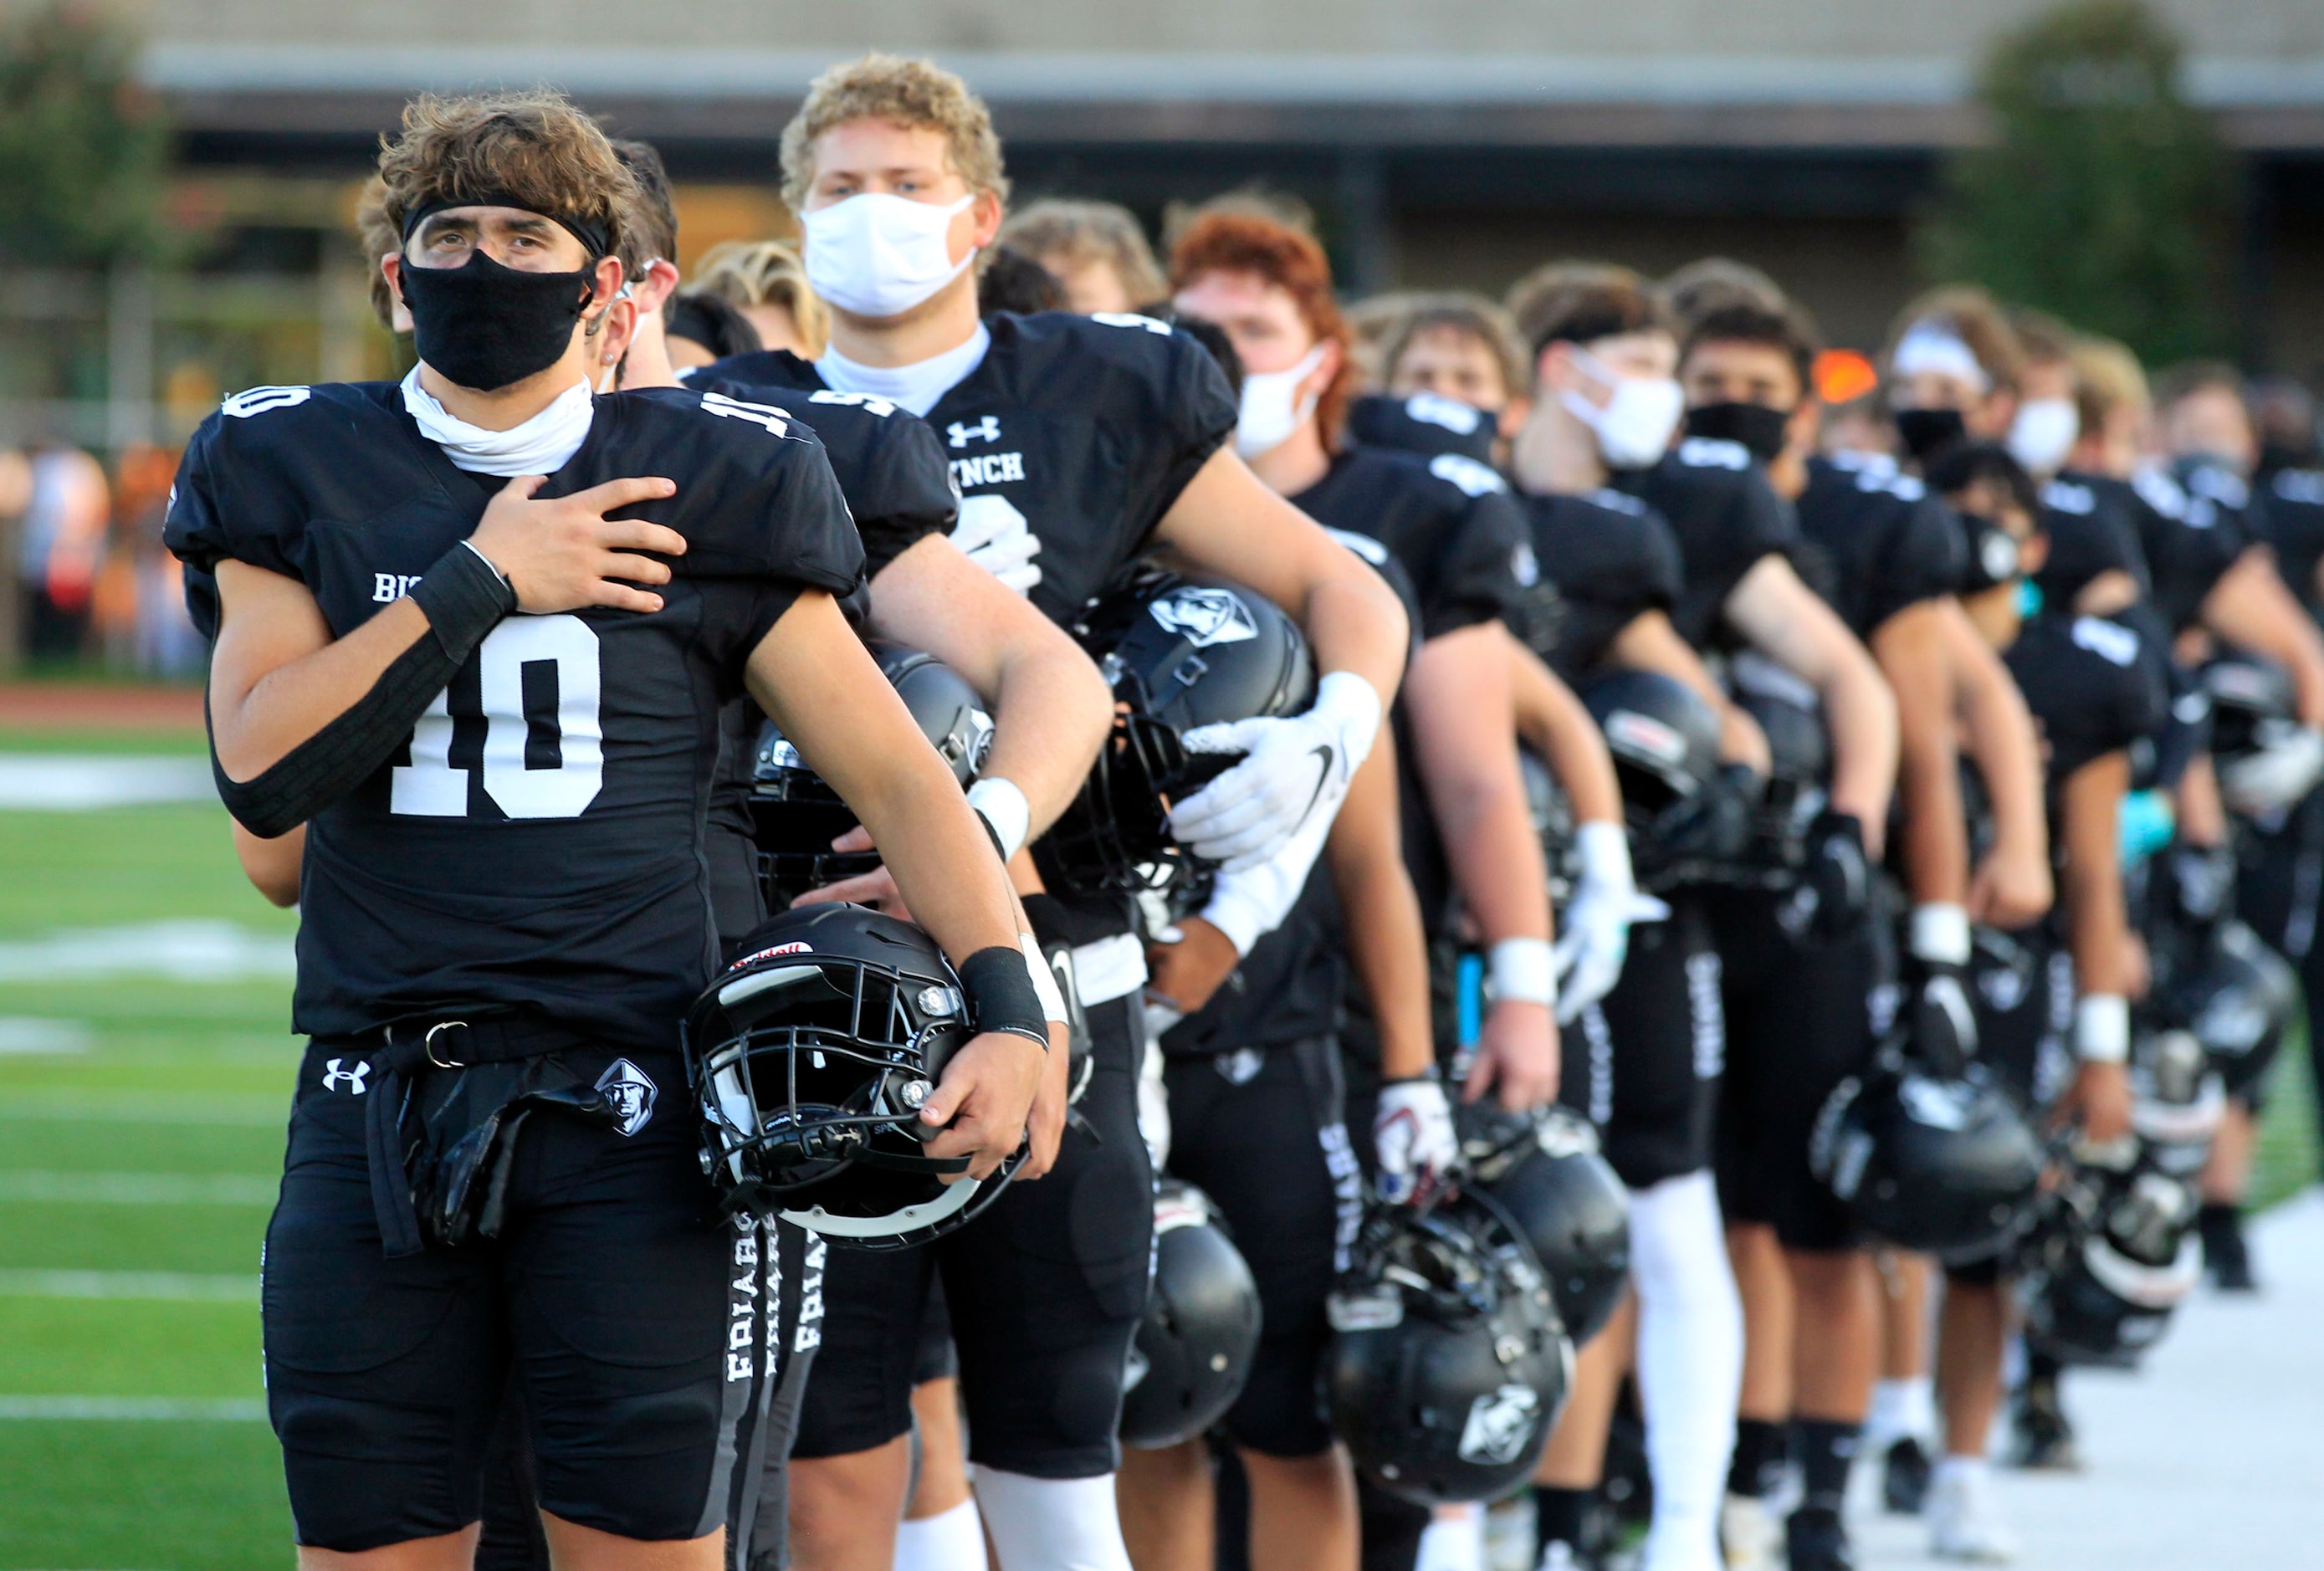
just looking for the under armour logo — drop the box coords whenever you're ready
[948,416,1001,448]
[321,1057,370,1095]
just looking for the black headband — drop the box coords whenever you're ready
[400,193,612,264]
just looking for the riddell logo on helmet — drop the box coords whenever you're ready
[729,940,813,970]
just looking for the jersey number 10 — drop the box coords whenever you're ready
[391,615,604,820]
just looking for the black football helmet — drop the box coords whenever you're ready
[1459,1103,1630,1343]
[1040,567,1315,898]
[1582,668,1748,889]
[1809,1049,2045,1263]
[1119,1180,1264,1449]
[2199,650,2294,765]
[2128,1024,2225,1180]
[2165,918,2296,1099]
[1518,746,1581,900]
[683,903,1022,1249]
[2018,1146,2201,1369]
[1730,652,1830,879]
[1325,1194,1572,1506]
[750,642,993,907]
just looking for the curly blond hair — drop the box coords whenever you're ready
[779,54,1008,212]
[689,239,828,357]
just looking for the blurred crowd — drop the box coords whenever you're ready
[0,435,202,678]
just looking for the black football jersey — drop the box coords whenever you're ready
[2050,468,2244,634]
[1609,438,1798,651]
[165,381,863,1048]
[1288,445,1536,643]
[704,310,1239,628]
[1515,487,1685,683]
[1343,391,1500,466]
[2004,612,2168,819]
[662,380,961,943]
[2259,467,2324,607]
[1793,454,1965,639]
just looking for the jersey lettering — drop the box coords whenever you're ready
[699,391,791,437]
[1405,391,1485,434]
[808,388,896,419]
[373,573,422,604]
[1677,437,1752,472]
[2071,615,2141,669]
[2043,480,2096,515]
[1427,452,1509,498]
[1325,527,1390,566]
[950,452,1026,489]
[1089,311,1173,335]
[392,615,606,819]
[221,386,313,418]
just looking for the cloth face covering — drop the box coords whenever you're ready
[1235,344,1329,459]
[2007,397,2080,476]
[802,192,977,319]
[1682,401,1791,463]
[398,248,596,393]
[1563,346,1685,470]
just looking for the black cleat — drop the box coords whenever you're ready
[1882,1434,1933,1514]
[2199,1204,2258,1292]
[1785,1505,1856,1571]
[2007,1381,2080,1471]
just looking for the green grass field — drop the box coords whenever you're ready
[0,722,2315,1568]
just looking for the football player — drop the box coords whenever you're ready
[1502,262,1897,1571]
[171,90,1052,1571]
[1372,291,1533,450]
[706,56,1411,1571]
[1676,295,2050,1571]
[997,197,1170,315]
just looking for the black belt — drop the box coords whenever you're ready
[352,1016,616,1259]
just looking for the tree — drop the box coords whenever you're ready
[1916,0,2233,365]
[0,2,170,267]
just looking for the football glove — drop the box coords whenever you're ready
[1373,1074,1458,1205]
[1554,821,1637,1022]
[1168,671,1383,870]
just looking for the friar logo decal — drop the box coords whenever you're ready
[596,1058,658,1137]
[1149,586,1257,648]
[1456,1383,1543,1464]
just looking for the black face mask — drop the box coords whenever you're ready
[1894,407,1968,464]
[398,248,597,393]
[1684,401,1791,463]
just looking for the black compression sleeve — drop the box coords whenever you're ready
[958,945,1051,1050]
[210,542,515,837]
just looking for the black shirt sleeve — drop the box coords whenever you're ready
[1417,472,1533,642]
[1147,329,1241,528]
[852,410,959,580]
[2008,614,2168,786]
[1862,493,1968,633]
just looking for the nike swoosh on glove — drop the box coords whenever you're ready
[1168,671,1382,871]
[1554,821,1637,1022]
[1374,1076,1457,1205]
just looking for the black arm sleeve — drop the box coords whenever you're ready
[210,543,514,837]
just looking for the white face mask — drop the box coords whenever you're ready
[2007,396,2080,476]
[1560,346,1684,470]
[1236,344,1329,459]
[801,192,976,320]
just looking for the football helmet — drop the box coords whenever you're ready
[1040,567,1315,897]
[683,903,1022,1249]
[1581,668,1753,889]
[2165,918,2296,1100]
[1326,1193,1572,1505]
[1809,1048,2045,1263]
[2019,1146,2201,1369]
[2202,651,2324,814]
[1459,1103,1630,1343]
[2128,1024,2225,1180]
[1119,1180,1264,1449]
[1730,652,1830,879]
[750,642,993,906]
[1518,745,1581,899]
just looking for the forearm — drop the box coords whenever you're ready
[1509,632,1622,824]
[1303,567,1410,711]
[2061,757,2135,997]
[1408,630,1552,944]
[1327,749,1436,1081]
[847,769,1026,964]
[1949,610,2048,865]
[231,821,305,908]
[2204,551,2324,729]
[979,646,1112,837]
[211,596,432,779]
[1819,652,1900,837]
[1875,607,1968,906]
[2175,755,2228,846]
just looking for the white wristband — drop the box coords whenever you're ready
[967,777,1031,862]
[1487,937,1559,1009]
[2074,994,2129,1064]
[1910,903,1972,967]
[1315,669,1385,771]
[1020,932,1068,1026]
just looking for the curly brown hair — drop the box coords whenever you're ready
[373,89,637,263]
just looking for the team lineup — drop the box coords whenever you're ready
[169,49,2321,1571]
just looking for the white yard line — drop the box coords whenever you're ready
[0,920,294,984]
[0,1395,265,1421]
[0,755,214,811]
[0,1171,276,1205]
[0,1089,285,1125]
[0,1269,259,1302]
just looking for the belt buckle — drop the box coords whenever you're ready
[422,1020,472,1070]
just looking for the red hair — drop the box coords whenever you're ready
[1170,211,1355,451]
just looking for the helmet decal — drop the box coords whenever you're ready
[1149,586,1258,648]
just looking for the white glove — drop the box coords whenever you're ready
[1374,1076,1458,1205]
[1169,671,1384,870]
[951,495,1044,595]
[1553,821,1636,1022]
[2219,722,2324,816]
[1199,800,1334,955]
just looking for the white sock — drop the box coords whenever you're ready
[1932,1453,1987,1488]
[895,1497,987,1571]
[1415,1502,1486,1571]
[1866,1374,1938,1446]
[1626,1170,1743,1571]
[970,1466,1133,1571]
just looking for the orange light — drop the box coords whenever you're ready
[1815,349,1880,407]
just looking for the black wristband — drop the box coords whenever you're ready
[959,945,1050,1051]
[407,541,517,664]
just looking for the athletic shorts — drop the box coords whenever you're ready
[1562,892,1724,1190]
[1968,922,2073,1115]
[1162,1036,1365,1458]
[791,990,1154,1479]
[263,1038,775,1553]
[1709,888,1893,1251]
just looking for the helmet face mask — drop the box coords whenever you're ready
[684,905,1022,1250]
